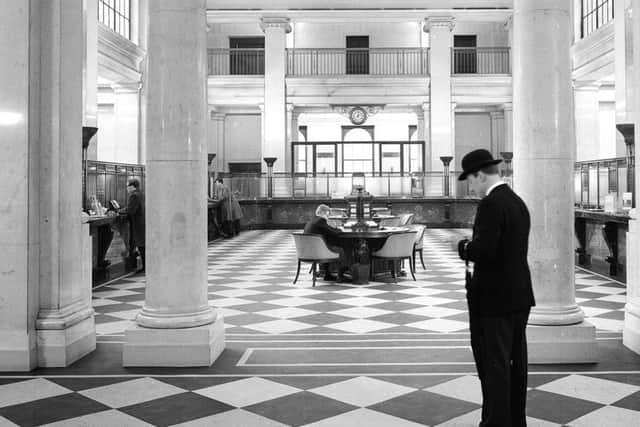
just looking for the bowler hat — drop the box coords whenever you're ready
[458,149,502,181]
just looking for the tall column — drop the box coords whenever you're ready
[503,102,513,153]
[209,110,225,174]
[513,0,596,363]
[113,82,142,164]
[286,103,296,172]
[574,84,601,161]
[489,111,504,157]
[1,0,39,371]
[421,102,431,171]
[424,17,455,171]
[261,17,291,173]
[123,0,225,367]
[623,0,640,355]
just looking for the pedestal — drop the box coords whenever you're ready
[528,322,597,363]
[124,315,225,367]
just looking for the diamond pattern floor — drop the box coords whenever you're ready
[1,229,638,426]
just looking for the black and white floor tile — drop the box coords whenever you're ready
[1,229,638,426]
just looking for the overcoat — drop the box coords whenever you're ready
[126,189,145,247]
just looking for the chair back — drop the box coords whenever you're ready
[373,231,417,258]
[407,224,426,249]
[399,213,415,226]
[292,232,340,260]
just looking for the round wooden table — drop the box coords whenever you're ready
[337,226,411,284]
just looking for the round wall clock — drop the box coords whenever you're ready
[349,107,367,125]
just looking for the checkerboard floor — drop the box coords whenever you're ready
[1,229,638,426]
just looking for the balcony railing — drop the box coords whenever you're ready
[208,48,265,75]
[452,47,510,74]
[287,48,430,76]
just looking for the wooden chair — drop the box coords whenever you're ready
[292,232,341,287]
[370,231,417,282]
[407,224,427,270]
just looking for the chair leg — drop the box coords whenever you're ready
[409,257,416,281]
[391,260,396,283]
[413,250,417,272]
[293,259,301,284]
[308,265,313,274]
[419,249,426,270]
[312,262,316,287]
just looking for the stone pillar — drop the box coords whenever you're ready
[513,0,596,363]
[123,0,225,367]
[421,102,431,171]
[0,0,39,371]
[113,83,142,164]
[424,17,455,171]
[35,0,97,368]
[286,103,296,173]
[261,17,291,173]
[209,110,225,173]
[623,0,640,355]
[83,0,98,129]
[614,0,635,124]
[489,111,504,157]
[574,84,601,161]
[503,102,513,153]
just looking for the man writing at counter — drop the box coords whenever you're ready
[304,204,350,283]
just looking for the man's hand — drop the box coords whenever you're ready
[457,239,469,260]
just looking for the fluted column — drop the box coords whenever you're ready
[261,17,290,173]
[421,102,431,171]
[489,111,504,156]
[424,17,455,171]
[513,0,596,363]
[503,102,513,153]
[123,0,225,367]
[209,110,225,173]
[623,0,640,355]
[286,103,296,173]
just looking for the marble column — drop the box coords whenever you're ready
[623,0,640,355]
[503,102,513,153]
[574,84,601,161]
[421,102,431,171]
[513,0,596,363]
[35,0,97,368]
[614,0,635,123]
[113,82,142,164]
[286,103,296,173]
[489,111,504,157]
[261,17,291,173]
[83,0,98,129]
[424,17,455,171]
[123,0,225,367]
[0,0,39,371]
[209,110,225,174]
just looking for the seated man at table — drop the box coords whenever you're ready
[304,204,350,282]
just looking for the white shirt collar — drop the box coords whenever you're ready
[486,181,506,196]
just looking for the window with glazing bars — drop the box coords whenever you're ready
[581,0,614,38]
[98,0,131,40]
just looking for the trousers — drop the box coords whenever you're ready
[469,308,530,427]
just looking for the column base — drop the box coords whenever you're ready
[37,316,97,367]
[527,321,597,363]
[123,314,225,367]
[0,332,38,371]
[623,300,640,355]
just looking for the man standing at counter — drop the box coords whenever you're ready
[124,178,145,274]
[304,204,349,282]
[456,149,535,427]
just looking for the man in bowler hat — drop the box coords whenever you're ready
[457,149,535,426]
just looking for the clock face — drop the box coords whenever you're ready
[350,107,367,125]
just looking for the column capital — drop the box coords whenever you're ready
[504,15,513,31]
[420,102,430,112]
[423,16,455,32]
[489,111,504,119]
[260,17,292,33]
[503,102,513,112]
[451,102,457,111]
[258,103,265,112]
[286,103,295,113]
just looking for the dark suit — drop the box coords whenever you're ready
[304,217,348,273]
[458,183,535,427]
[125,189,145,270]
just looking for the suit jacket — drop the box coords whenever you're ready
[125,189,145,247]
[304,217,341,247]
[460,184,535,316]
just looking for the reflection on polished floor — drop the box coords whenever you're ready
[1,229,639,426]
